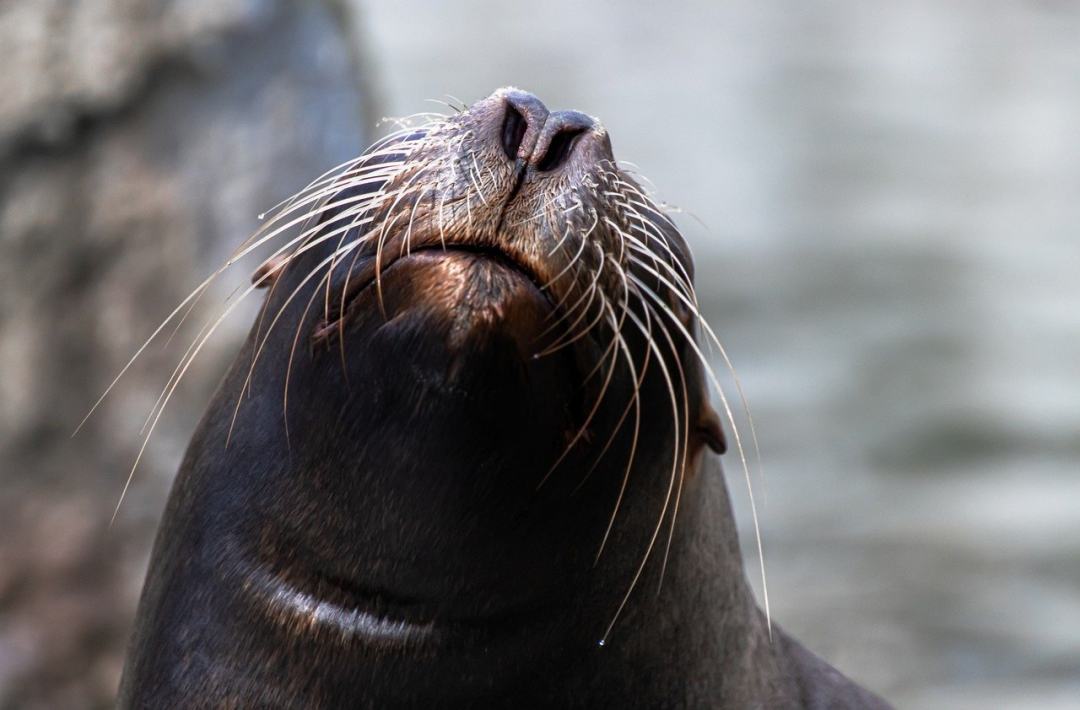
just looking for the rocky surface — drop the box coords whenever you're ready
[0,1,373,706]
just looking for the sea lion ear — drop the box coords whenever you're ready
[697,405,726,454]
[251,253,290,289]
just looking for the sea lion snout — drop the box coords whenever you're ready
[306,88,618,357]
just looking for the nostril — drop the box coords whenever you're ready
[502,104,527,160]
[536,128,585,172]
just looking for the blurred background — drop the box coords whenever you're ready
[1,1,1077,707]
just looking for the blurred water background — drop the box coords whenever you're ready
[359,2,1080,707]
[1,1,1077,707]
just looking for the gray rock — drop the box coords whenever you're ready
[0,1,374,706]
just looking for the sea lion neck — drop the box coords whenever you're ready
[210,254,609,629]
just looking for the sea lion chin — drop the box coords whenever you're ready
[117,87,891,708]
[314,248,559,368]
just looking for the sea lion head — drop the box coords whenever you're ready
[192,88,729,656]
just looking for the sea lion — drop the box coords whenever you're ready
[118,88,890,708]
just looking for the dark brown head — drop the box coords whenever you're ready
[229,88,732,643]
[126,89,734,693]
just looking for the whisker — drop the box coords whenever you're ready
[626,267,771,637]
[535,245,605,349]
[599,298,682,645]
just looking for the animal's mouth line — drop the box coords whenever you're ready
[311,238,553,344]
[415,242,549,293]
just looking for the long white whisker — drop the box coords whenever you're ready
[626,268,770,637]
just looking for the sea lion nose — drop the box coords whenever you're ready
[490,88,609,177]
[531,111,595,172]
[500,90,549,161]
[496,91,599,173]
